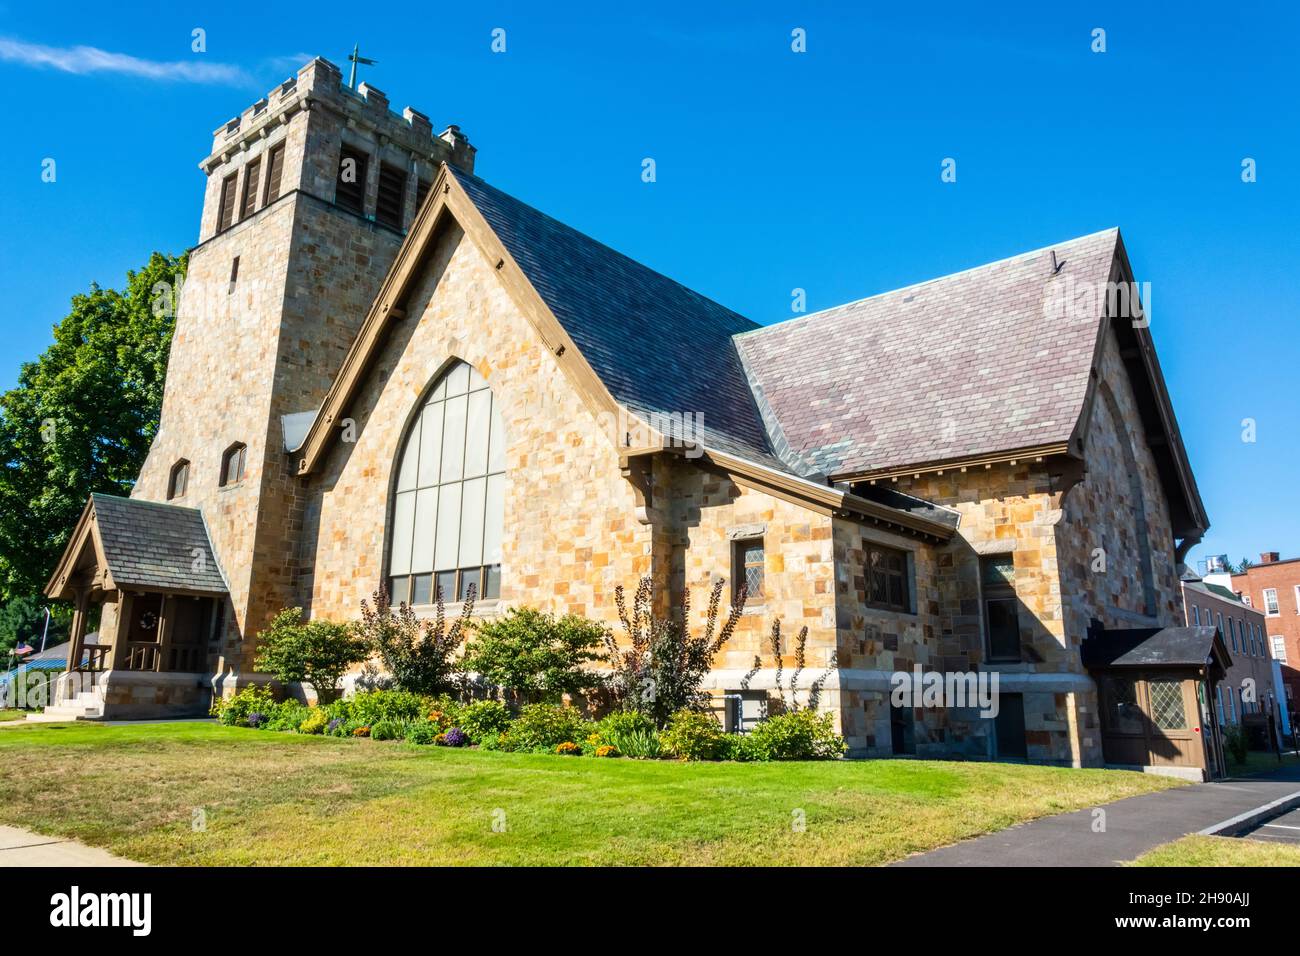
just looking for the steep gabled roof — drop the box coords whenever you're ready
[734,229,1119,478]
[45,494,228,599]
[445,167,777,465]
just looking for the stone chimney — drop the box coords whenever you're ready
[1260,551,1280,564]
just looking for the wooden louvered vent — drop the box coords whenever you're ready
[239,157,261,220]
[216,173,238,232]
[335,145,368,214]
[263,142,286,204]
[376,162,407,229]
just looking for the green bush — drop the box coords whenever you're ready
[405,719,439,745]
[349,689,426,725]
[370,718,406,741]
[1224,724,1249,764]
[612,727,661,759]
[499,703,592,753]
[591,711,660,757]
[210,685,278,727]
[743,710,846,760]
[661,709,729,760]
[298,708,329,735]
[464,607,606,703]
[263,700,311,732]
[357,586,472,695]
[254,608,368,704]
[458,700,513,744]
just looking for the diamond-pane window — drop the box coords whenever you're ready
[1149,680,1186,731]
[734,538,764,604]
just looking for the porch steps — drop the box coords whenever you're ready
[26,690,103,722]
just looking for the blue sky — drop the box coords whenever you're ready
[0,1,1296,569]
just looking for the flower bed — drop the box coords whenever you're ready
[211,689,846,762]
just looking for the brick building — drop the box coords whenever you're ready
[1181,571,1283,741]
[1231,552,1300,711]
[45,59,1227,775]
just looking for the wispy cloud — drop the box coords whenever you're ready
[0,36,251,84]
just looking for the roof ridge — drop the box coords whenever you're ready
[735,226,1120,339]
[447,165,760,333]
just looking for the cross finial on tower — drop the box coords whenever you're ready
[347,43,377,89]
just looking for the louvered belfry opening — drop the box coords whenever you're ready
[240,157,262,220]
[335,144,368,214]
[263,142,286,204]
[376,162,407,229]
[216,172,238,232]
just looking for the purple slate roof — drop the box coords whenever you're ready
[734,229,1121,478]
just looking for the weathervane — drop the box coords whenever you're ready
[347,43,377,89]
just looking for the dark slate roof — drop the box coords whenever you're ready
[734,229,1121,477]
[92,494,227,594]
[1081,625,1228,670]
[448,166,785,469]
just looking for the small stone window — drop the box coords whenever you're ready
[220,442,247,487]
[167,459,190,500]
[732,538,764,605]
[866,544,911,613]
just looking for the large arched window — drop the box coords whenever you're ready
[387,360,505,606]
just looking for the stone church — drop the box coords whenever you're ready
[44,57,1220,771]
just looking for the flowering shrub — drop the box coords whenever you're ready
[246,711,266,729]
[594,744,620,758]
[593,711,660,758]
[264,701,310,732]
[661,709,729,761]
[555,741,582,756]
[742,710,846,760]
[326,717,346,736]
[440,727,469,747]
[210,685,277,727]
[352,725,371,738]
[457,700,512,744]
[405,720,439,745]
[498,703,593,753]
[298,708,329,735]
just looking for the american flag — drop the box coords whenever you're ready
[13,642,34,656]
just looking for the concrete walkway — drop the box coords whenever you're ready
[0,825,143,867]
[895,763,1300,866]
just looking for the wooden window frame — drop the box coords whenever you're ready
[219,442,247,488]
[865,543,911,614]
[167,459,190,500]
[732,537,765,606]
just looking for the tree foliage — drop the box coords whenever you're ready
[253,608,368,703]
[464,607,606,704]
[0,252,186,602]
[356,585,474,696]
[603,575,745,727]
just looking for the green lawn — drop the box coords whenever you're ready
[0,721,1183,866]
[0,709,26,722]
[1131,834,1300,867]
[1227,750,1300,776]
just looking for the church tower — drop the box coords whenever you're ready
[130,57,475,684]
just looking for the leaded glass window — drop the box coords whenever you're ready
[388,360,505,605]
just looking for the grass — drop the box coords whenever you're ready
[0,709,26,722]
[0,721,1183,866]
[1131,834,1300,866]
[1227,750,1300,777]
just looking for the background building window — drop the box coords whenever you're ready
[981,554,1019,661]
[1273,636,1288,663]
[167,460,189,500]
[220,442,247,487]
[388,360,505,606]
[335,144,368,214]
[1192,606,1200,626]
[733,538,764,604]
[1264,588,1280,615]
[866,544,910,613]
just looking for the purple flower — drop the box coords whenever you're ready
[246,712,265,728]
[443,727,468,747]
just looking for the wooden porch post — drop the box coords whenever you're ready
[111,592,135,670]
[156,595,175,672]
[64,587,90,674]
